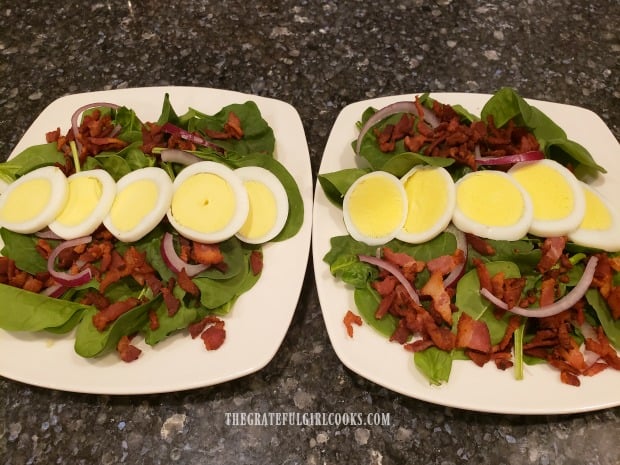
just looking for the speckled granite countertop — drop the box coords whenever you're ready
[1,1,619,464]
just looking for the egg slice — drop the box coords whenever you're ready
[103,167,173,242]
[453,170,533,241]
[0,166,69,234]
[167,161,249,244]
[568,182,620,252]
[343,171,408,246]
[234,166,289,244]
[48,169,116,240]
[508,159,585,237]
[396,165,456,244]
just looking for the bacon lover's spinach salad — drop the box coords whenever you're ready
[319,87,620,386]
[0,95,303,362]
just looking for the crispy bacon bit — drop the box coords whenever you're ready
[250,250,263,275]
[420,270,453,324]
[188,315,227,350]
[79,290,110,310]
[117,335,142,363]
[456,313,491,353]
[403,338,434,352]
[537,236,566,273]
[176,268,200,296]
[93,297,141,331]
[472,258,492,292]
[191,242,224,266]
[466,233,496,256]
[204,112,244,140]
[148,310,160,331]
[560,370,580,387]
[343,310,363,338]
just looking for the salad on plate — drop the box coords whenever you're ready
[318,87,620,387]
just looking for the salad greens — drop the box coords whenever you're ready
[0,95,304,360]
[321,88,619,386]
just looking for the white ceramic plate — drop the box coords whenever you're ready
[313,92,620,415]
[0,87,313,394]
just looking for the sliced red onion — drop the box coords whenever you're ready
[161,123,224,153]
[580,321,601,367]
[47,236,94,287]
[161,232,208,277]
[359,254,421,305]
[480,256,598,318]
[160,149,202,166]
[355,100,439,156]
[41,282,67,298]
[475,150,544,166]
[71,102,121,156]
[443,224,467,288]
[35,228,63,240]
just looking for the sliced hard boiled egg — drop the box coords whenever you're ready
[48,169,116,240]
[508,159,585,237]
[234,166,289,244]
[396,165,456,244]
[453,170,533,241]
[568,182,620,252]
[103,167,173,242]
[343,171,408,246]
[0,166,69,234]
[167,161,249,244]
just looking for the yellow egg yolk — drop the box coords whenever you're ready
[403,169,447,234]
[511,163,574,221]
[580,188,612,230]
[109,179,158,231]
[171,173,236,233]
[55,176,102,226]
[238,180,277,240]
[0,178,52,223]
[457,172,524,226]
[348,175,405,237]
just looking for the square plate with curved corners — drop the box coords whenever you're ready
[313,92,620,414]
[0,87,313,394]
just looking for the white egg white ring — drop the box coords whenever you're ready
[103,167,173,243]
[0,165,69,234]
[453,170,534,241]
[49,169,117,240]
[568,182,620,252]
[167,161,249,244]
[343,170,408,246]
[508,159,586,237]
[234,166,289,244]
[396,165,456,244]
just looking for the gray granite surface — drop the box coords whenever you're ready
[1,1,619,464]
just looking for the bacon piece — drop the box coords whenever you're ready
[372,275,398,296]
[605,286,620,319]
[493,316,521,352]
[456,313,491,353]
[343,310,363,338]
[80,290,110,310]
[148,309,160,331]
[420,270,453,324]
[224,112,244,139]
[250,250,263,275]
[177,268,200,296]
[92,297,141,331]
[426,249,465,276]
[389,319,411,344]
[382,247,422,269]
[503,277,526,309]
[537,236,566,273]
[539,277,557,307]
[420,311,456,351]
[560,370,580,387]
[161,286,181,317]
[191,242,224,266]
[116,335,142,363]
[403,339,434,352]
[466,349,491,367]
[201,321,226,350]
[472,258,492,292]
[374,291,395,319]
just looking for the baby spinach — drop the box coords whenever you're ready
[354,285,398,337]
[0,143,66,182]
[317,168,369,207]
[586,289,620,350]
[0,228,50,275]
[414,346,453,386]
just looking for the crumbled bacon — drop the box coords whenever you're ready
[537,236,566,273]
[117,335,142,363]
[177,268,200,296]
[250,250,263,275]
[343,310,363,338]
[456,313,491,353]
[92,297,141,331]
[204,112,244,140]
[188,315,227,350]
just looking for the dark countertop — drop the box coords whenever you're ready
[1,1,619,464]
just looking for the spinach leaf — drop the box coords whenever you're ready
[144,301,199,346]
[586,289,620,350]
[0,228,50,274]
[0,143,66,182]
[0,283,91,331]
[414,346,453,386]
[74,296,161,358]
[354,285,398,337]
[318,168,369,207]
[380,152,454,178]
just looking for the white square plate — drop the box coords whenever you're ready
[0,86,313,394]
[313,92,620,414]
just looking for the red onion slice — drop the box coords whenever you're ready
[47,236,94,287]
[71,102,121,156]
[443,224,467,288]
[475,150,544,166]
[161,123,224,153]
[161,232,208,277]
[355,100,439,156]
[160,149,202,166]
[359,254,421,305]
[480,256,598,318]
[41,282,68,298]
